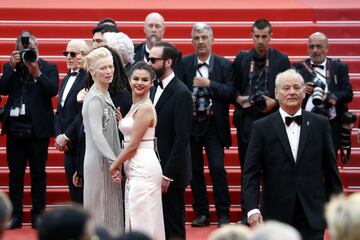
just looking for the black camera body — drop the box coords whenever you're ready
[249,89,266,112]
[192,87,211,122]
[312,78,327,106]
[19,31,37,63]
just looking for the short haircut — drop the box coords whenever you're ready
[97,17,117,27]
[252,221,301,240]
[92,24,118,35]
[130,61,156,81]
[326,193,360,240]
[153,41,180,69]
[103,32,135,64]
[208,224,250,240]
[252,19,272,33]
[275,68,304,88]
[38,206,91,240]
[191,22,213,39]
[0,192,12,231]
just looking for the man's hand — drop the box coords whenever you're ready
[161,178,171,193]
[72,171,83,187]
[236,95,251,109]
[9,50,21,70]
[193,77,210,88]
[55,134,69,152]
[24,60,41,78]
[262,96,277,113]
[305,82,314,95]
[248,212,263,228]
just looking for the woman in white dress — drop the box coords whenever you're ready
[82,47,124,236]
[110,62,165,240]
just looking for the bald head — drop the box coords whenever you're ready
[65,39,91,70]
[144,12,165,48]
[308,32,328,64]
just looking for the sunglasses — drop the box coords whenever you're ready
[62,51,80,58]
[147,57,165,64]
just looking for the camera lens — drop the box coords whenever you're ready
[22,49,37,63]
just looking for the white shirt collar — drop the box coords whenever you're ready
[279,108,302,124]
[311,58,327,67]
[197,55,211,65]
[160,72,175,89]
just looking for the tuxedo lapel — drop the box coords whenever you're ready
[62,70,84,107]
[150,86,156,101]
[242,51,253,91]
[296,112,311,163]
[58,74,70,107]
[271,112,295,164]
[155,77,176,112]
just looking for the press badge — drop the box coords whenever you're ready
[20,103,26,115]
[10,107,20,117]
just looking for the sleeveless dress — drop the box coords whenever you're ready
[118,101,165,240]
[82,85,124,236]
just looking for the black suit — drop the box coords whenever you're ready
[0,59,59,221]
[180,53,232,218]
[134,42,148,63]
[243,110,343,239]
[54,69,86,203]
[293,58,353,152]
[232,48,291,169]
[150,76,192,239]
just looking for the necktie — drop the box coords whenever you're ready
[312,64,324,69]
[197,62,208,69]
[69,71,78,77]
[154,79,163,89]
[285,115,302,126]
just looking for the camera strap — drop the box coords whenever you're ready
[248,53,269,96]
[302,59,331,83]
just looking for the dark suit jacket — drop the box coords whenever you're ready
[179,53,234,147]
[293,59,353,136]
[54,69,86,148]
[242,110,343,230]
[134,42,147,63]
[150,76,193,189]
[0,59,59,138]
[232,48,291,140]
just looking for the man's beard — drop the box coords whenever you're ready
[148,35,158,45]
[154,62,166,79]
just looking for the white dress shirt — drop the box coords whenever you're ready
[196,56,211,78]
[153,72,175,106]
[61,70,79,107]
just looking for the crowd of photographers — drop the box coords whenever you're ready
[0,12,356,239]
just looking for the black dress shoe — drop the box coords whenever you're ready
[191,215,210,227]
[8,217,22,229]
[218,215,229,228]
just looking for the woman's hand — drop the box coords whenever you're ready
[115,107,122,123]
[110,163,122,184]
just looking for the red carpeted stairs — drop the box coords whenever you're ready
[0,0,359,239]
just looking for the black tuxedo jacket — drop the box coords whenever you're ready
[179,53,234,147]
[54,69,86,148]
[243,110,343,230]
[0,59,59,138]
[150,76,193,189]
[293,58,353,120]
[134,42,147,63]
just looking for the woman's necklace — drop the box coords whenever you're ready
[130,97,148,112]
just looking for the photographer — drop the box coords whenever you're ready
[179,23,233,227]
[293,32,353,158]
[0,31,59,229]
[232,19,290,223]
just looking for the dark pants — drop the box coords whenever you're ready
[292,196,324,240]
[190,118,230,218]
[64,149,83,204]
[162,187,186,240]
[6,134,49,220]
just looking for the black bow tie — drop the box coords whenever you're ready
[69,71,78,77]
[154,79,163,89]
[197,62,208,69]
[312,64,324,69]
[285,115,302,126]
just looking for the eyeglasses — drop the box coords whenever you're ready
[62,51,80,58]
[147,57,164,64]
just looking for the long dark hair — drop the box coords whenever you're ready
[84,46,130,94]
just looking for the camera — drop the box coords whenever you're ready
[312,78,326,106]
[249,88,266,112]
[339,111,357,164]
[192,87,212,122]
[19,31,37,63]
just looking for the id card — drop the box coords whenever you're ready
[20,103,25,115]
[10,107,20,117]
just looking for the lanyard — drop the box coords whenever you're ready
[302,59,332,83]
[248,54,269,95]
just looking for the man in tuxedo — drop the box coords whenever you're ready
[0,31,59,229]
[179,23,232,227]
[92,24,119,49]
[243,69,343,240]
[134,12,165,63]
[149,41,192,239]
[293,32,353,156]
[54,39,90,204]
